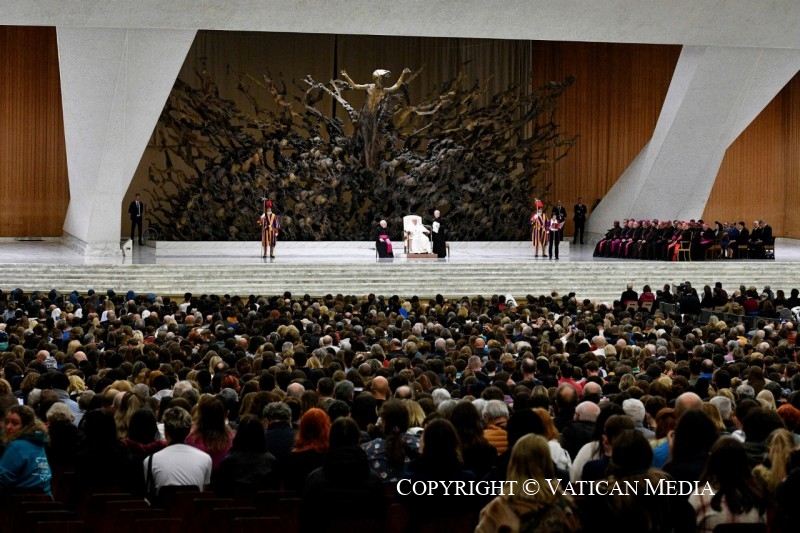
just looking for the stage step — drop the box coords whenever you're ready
[0,261,794,302]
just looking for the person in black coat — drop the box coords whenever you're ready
[213,415,277,496]
[735,221,749,258]
[573,197,587,245]
[560,401,599,461]
[128,193,145,245]
[401,419,478,532]
[663,409,719,483]
[677,288,702,317]
[263,402,297,484]
[300,417,385,533]
[70,409,138,507]
[431,209,447,258]
[45,403,82,472]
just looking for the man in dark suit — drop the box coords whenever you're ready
[573,197,587,244]
[749,219,773,259]
[551,200,568,242]
[620,283,638,307]
[734,221,749,258]
[128,193,145,245]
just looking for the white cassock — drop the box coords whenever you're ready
[408,225,431,253]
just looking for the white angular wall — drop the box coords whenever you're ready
[587,46,800,232]
[58,27,195,255]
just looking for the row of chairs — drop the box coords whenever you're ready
[2,488,287,533]
[702,243,775,260]
[6,458,489,533]
[5,483,477,533]
[658,301,792,329]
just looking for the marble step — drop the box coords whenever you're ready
[0,262,795,301]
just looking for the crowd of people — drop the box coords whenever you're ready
[0,281,799,531]
[593,219,774,261]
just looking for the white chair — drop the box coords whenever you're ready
[403,214,431,253]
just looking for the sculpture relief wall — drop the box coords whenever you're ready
[0,27,795,240]
[141,36,573,241]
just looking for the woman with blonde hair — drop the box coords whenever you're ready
[406,400,426,432]
[618,373,636,392]
[114,391,144,439]
[476,434,580,533]
[67,375,87,398]
[208,354,222,375]
[702,402,728,434]
[757,389,777,411]
[754,428,797,492]
[110,379,133,393]
[66,339,81,356]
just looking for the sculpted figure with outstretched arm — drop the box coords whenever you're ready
[340,68,412,169]
[340,68,412,115]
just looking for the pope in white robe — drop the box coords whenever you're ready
[408,218,431,253]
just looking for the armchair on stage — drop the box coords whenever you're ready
[404,215,434,255]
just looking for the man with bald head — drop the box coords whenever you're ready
[674,391,703,417]
[553,383,579,431]
[473,336,487,356]
[35,350,49,364]
[394,385,414,400]
[370,376,390,404]
[581,381,603,402]
[287,382,305,400]
[320,335,338,353]
[36,349,57,370]
[592,336,607,357]
[560,401,600,460]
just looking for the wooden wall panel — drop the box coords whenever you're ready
[703,72,800,238]
[0,26,68,237]
[782,74,800,238]
[529,42,681,236]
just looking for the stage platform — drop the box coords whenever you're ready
[0,238,797,301]
[150,240,569,264]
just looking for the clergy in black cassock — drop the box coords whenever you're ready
[375,220,394,258]
[431,209,447,258]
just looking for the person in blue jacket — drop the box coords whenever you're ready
[0,404,52,496]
